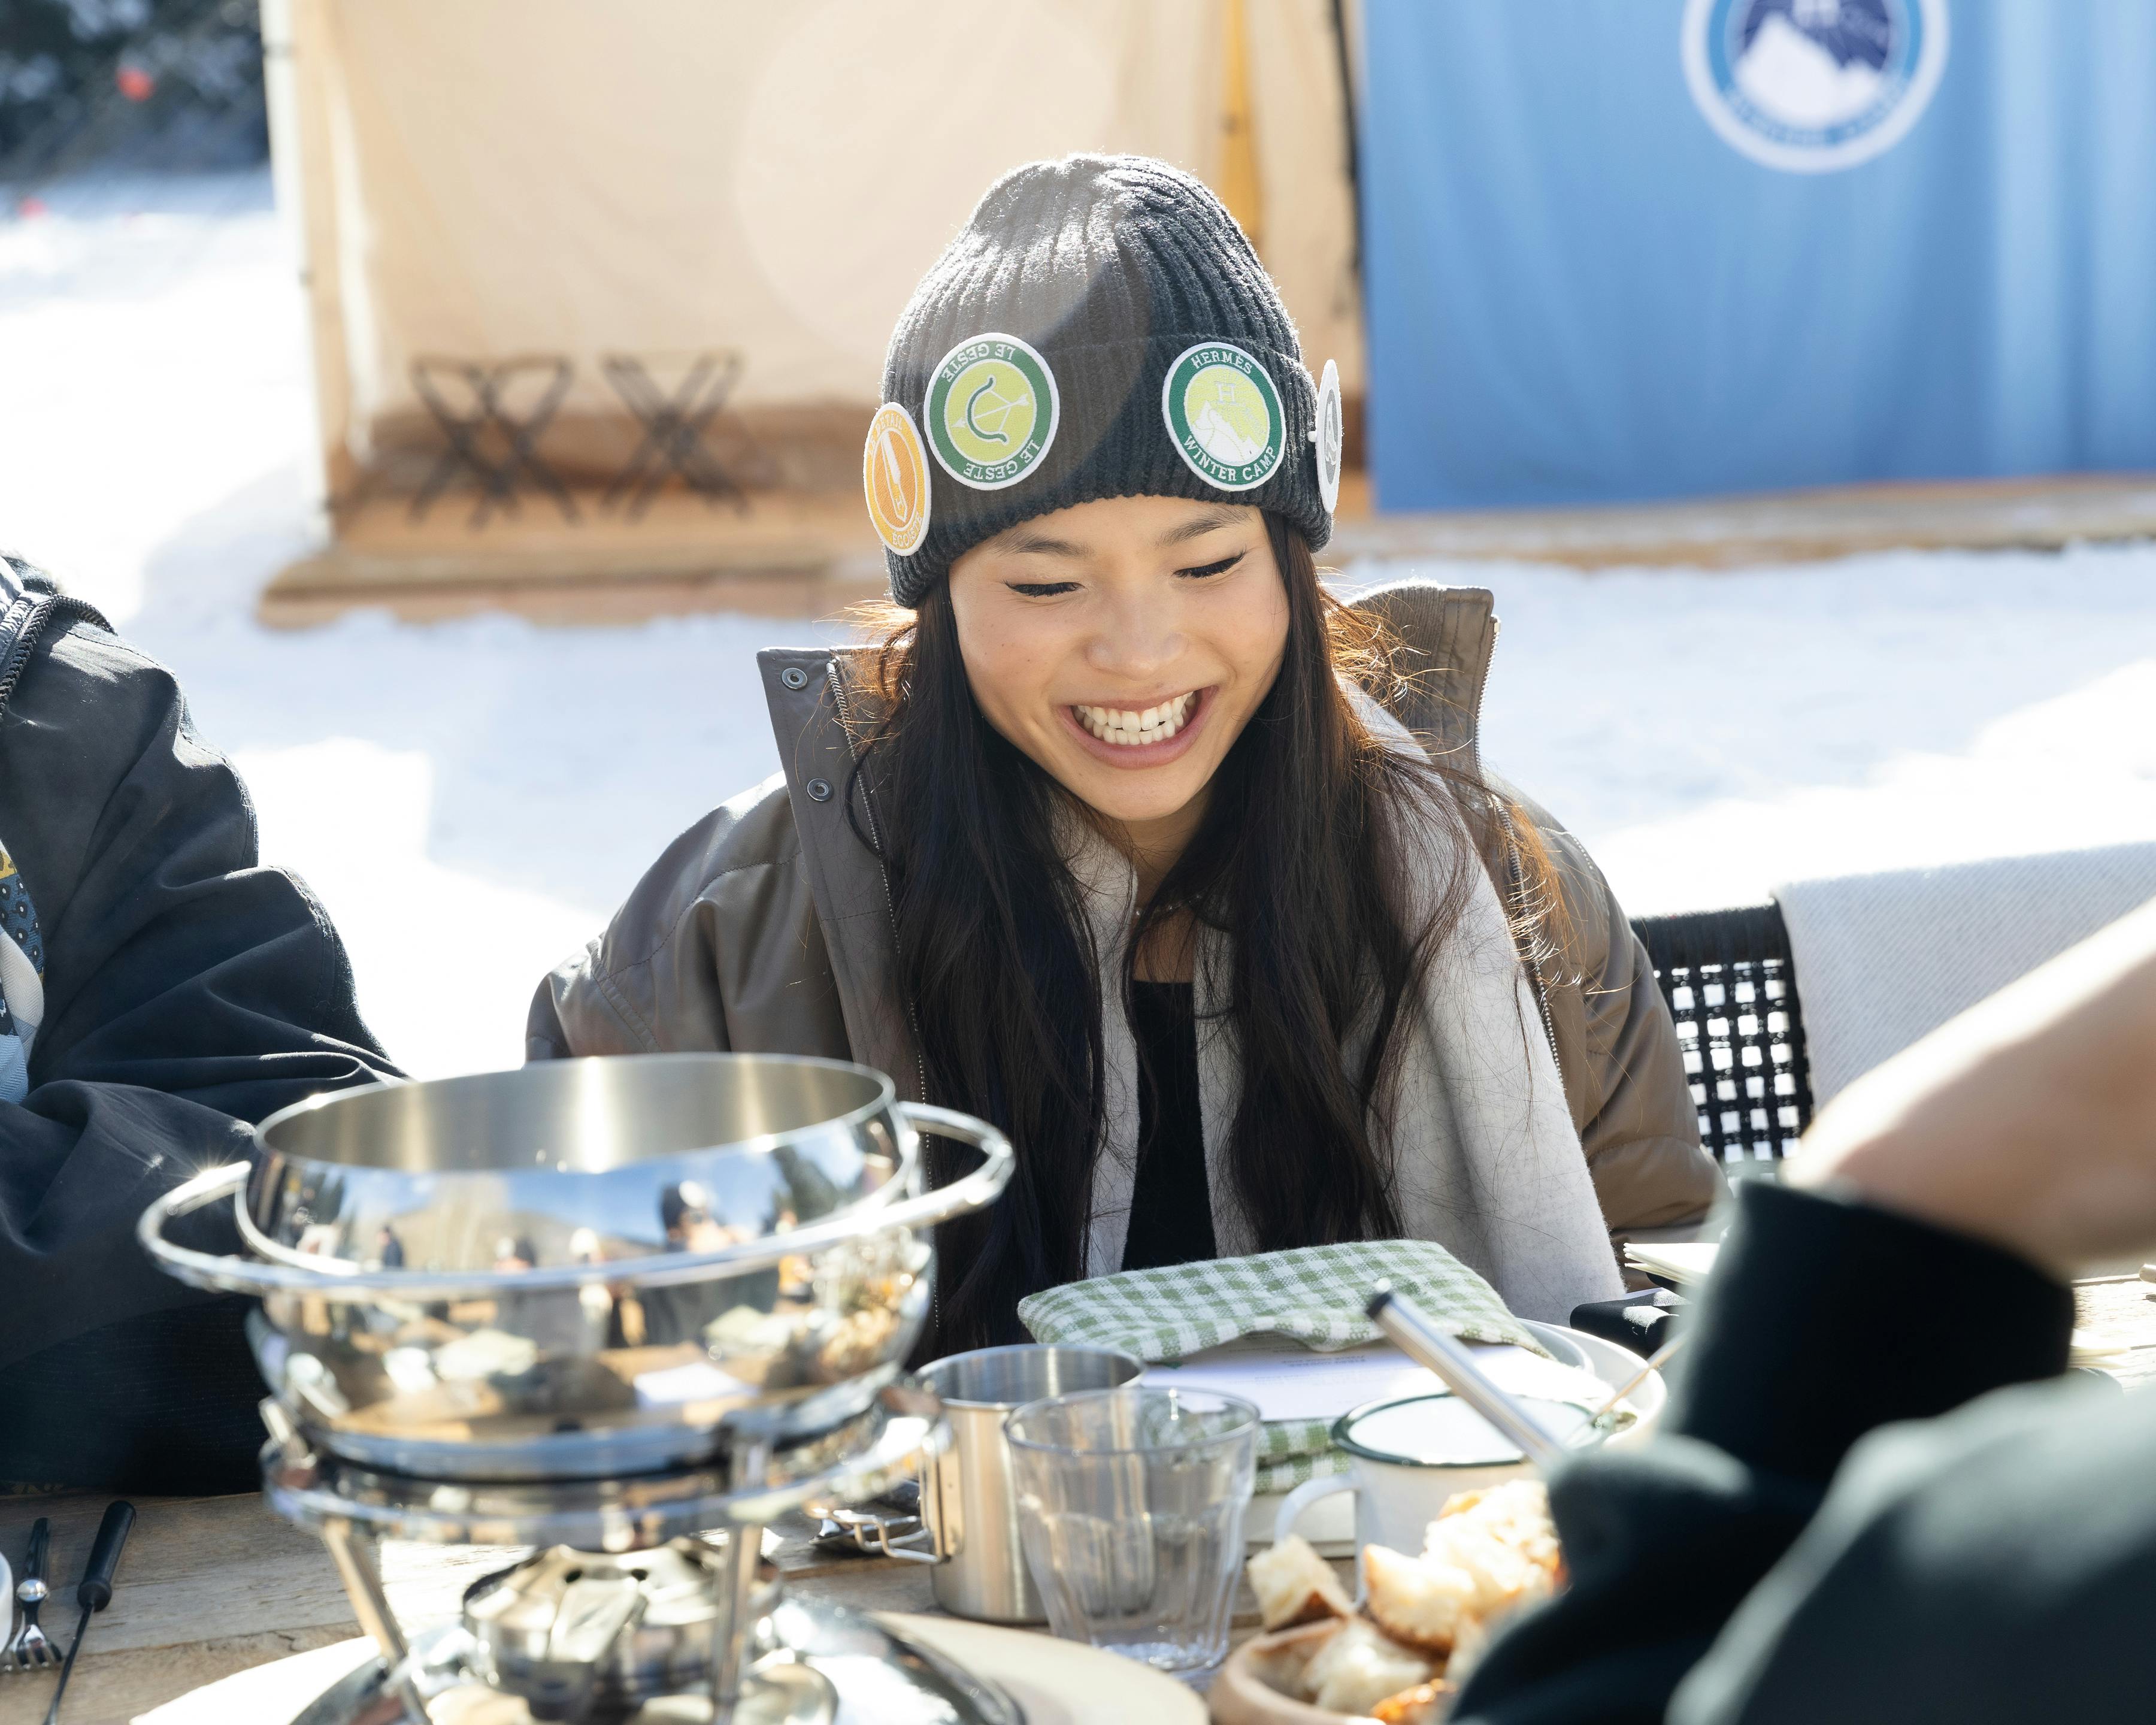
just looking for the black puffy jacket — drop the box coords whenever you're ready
[0,557,399,1491]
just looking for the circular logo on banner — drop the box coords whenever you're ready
[863,402,932,556]
[1162,342,1287,492]
[1682,0,1949,174]
[925,334,1060,491]
[1313,357,1344,515]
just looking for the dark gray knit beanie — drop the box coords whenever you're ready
[875,155,1331,606]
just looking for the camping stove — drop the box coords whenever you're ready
[264,1384,1021,1725]
[133,1055,1025,1725]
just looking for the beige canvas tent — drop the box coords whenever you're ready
[258,0,1367,623]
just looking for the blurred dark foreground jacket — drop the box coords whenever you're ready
[1452,1179,2137,1725]
[0,557,398,1494]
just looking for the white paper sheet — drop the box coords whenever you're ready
[1144,1336,1613,1423]
[1623,1241,1722,1285]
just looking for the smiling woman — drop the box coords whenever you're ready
[944,496,1287,897]
[529,156,1719,1352]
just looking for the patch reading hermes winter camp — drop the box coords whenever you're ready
[1162,341,1286,492]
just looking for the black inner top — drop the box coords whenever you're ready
[1119,979,1217,1271]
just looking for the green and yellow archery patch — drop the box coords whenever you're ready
[1162,341,1286,492]
[925,334,1060,491]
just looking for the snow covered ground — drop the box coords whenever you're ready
[2,171,2152,1078]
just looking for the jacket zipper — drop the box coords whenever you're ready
[823,661,941,1338]
[1467,616,1567,1097]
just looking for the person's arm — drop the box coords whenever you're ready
[0,621,396,1369]
[1789,895,2156,1275]
[1502,786,1722,1240]
[1452,1181,2072,1725]
[1455,898,2156,1724]
[527,776,847,1063]
[527,801,755,1061]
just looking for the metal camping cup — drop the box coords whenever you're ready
[913,1346,1144,1623]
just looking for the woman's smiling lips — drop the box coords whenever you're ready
[1058,686,1216,768]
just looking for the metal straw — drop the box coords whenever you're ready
[1365,1286,1565,1467]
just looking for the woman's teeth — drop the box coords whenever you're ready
[1073,691,1199,748]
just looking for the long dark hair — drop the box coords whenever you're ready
[851,516,1539,1354]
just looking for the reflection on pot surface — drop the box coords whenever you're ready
[140,1055,1016,1481]
[249,1224,933,1479]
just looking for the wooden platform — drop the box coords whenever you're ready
[1330,471,2156,570]
[258,471,2156,630]
[261,489,892,628]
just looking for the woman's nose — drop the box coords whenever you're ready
[1085,592,1185,679]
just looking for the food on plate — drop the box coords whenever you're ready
[1416,1480,1561,1621]
[1301,1618,1437,1717]
[1250,1532,1356,1630]
[1240,1617,1353,1703]
[1442,1614,1491,1687]
[1370,1679,1454,1724]
[1239,1476,1563,1718]
[1362,1540,1478,1653]
[1431,1480,1563,1584]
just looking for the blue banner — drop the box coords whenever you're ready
[1359,1,2156,508]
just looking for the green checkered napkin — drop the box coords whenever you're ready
[1255,1429,1352,1493]
[1016,1241,1548,1493]
[1017,1240,1543,1360]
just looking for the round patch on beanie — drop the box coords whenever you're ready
[925,334,1061,491]
[1162,341,1286,492]
[864,402,932,555]
[1315,357,1344,515]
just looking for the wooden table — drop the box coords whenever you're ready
[6,1278,2154,1724]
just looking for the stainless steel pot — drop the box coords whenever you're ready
[138,1054,1013,1481]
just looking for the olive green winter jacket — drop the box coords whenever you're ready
[527,581,1720,1264]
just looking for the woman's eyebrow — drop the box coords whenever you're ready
[1156,508,1248,547]
[999,528,1089,557]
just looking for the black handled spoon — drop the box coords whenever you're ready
[43,1500,133,1725]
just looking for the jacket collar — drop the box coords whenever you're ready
[757,580,1501,1107]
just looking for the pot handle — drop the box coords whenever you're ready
[130,1106,1015,1300]
[884,1103,1015,1232]
[135,1161,256,1294]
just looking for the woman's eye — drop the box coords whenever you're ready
[1176,552,1244,580]
[1007,580,1079,598]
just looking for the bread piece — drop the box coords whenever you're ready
[1361,1542,1477,1654]
[1371,1679,1455,1724]
[1246,1618,1348,1703]
[1445,1615,1491,1687]
[1422,1517,1549,1619]
[1436,1478,1561,1578]
[1301,1617,1435,1717]
[1247,1534,1355,1631]
[1420,1479,1561,1624]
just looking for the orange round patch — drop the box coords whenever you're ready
[863,402,932,556]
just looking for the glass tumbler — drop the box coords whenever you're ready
[1003,1385,1259,1679]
